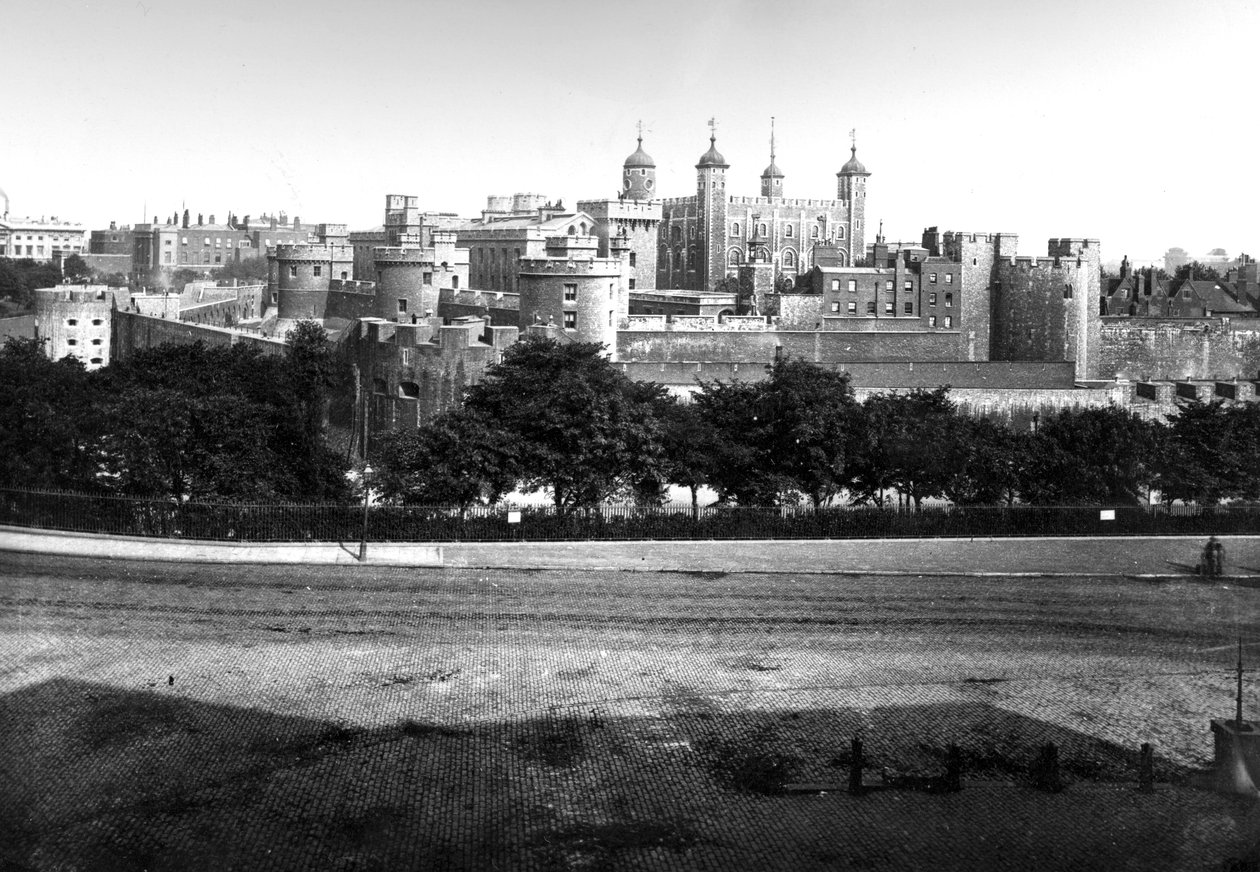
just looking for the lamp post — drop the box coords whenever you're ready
[358,464,372,562]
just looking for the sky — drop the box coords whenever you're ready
[4,0,1257,266]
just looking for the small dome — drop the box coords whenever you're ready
[697,135,728,168]
[761,160,784,178]
[624,137,655,169]
[839,145,868,175]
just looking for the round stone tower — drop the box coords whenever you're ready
[518,233,625,355]
[837,138,871,267]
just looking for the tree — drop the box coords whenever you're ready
[375,409,517,511]
[0,337,97,489]
[941,417,1031,506]
[0,258,63,308]
[1174,261,1221,282]
[215,256,269,284]
[850,388,958,509]
[1021,406,1164,505]
[774,273,795,293]
[93,342,349,501]
[1158,401,1260,504]
[61,254,90,282]
[460,337,665,513]
[695,358,856,507]
[657,399,719,513]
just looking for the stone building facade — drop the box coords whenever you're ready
[655,130,868,292]
[34,285,129,369]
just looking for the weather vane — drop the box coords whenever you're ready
[708,117,718,138]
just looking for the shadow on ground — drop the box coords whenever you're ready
[2,678,1257,871]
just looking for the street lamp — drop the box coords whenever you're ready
[358,464,373,561]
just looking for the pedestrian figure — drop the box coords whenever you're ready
[1204,536,1221,577]
[1213,537,1226,577]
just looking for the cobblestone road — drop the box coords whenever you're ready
[1,553,1258,870]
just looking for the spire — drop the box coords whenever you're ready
[770,116,776,164]
[761,115,783,182]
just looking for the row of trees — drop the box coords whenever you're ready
[0,323,351,502]
[375,337,1260,512]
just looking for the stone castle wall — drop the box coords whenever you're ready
[1099,317,1260,381]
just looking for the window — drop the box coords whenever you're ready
[1063,283,1073,299]
[847,301,857,314]
[398,381,420,399]
[831,279,840,292]
[904,280,913,291]
[836,227,845,239]
[929,292,937,306]
[398,298,407,312]
[163,252,172,264]
[564,283,577,301]
[930,272,938,283]
[758,223,767,236]
[422,272,432,285]
[271,293,278,303]
[90,358,102,365]
[91,338,102,346]
[944,316,953,328]
[811,226,820,239]
[341,271,348,280]
[847,279,857,293]
[452,276,459,289]
[904,302,913,314]
[202,252,210,264]
[289,265,297,278]
[67,319,77,326]
[945,293,953,308]
[67,339,77,346]
[313,265,322,277]
[831,301,840,313]
[628,252,636,267]
[731,223,740,236]
[164,239,172,246]
[564,311,577,329]
[785,225,793,238]
[214,254,221,263]
[92,319,102,326]
[885,280,894,292]
[928,316,937,327]
[945,273,954,284]
[629,278,636,290]
[866,301,876,314]
[884,301,894,315]
[203,238,211,246]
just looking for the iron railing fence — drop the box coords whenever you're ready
[1,488,1259,543]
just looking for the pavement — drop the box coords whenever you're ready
[2,554,1258,871]
[3,523,1260,577]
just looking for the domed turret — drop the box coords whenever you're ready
[839,144,868,176]
[696,134,729,169]
[622,132,656,201]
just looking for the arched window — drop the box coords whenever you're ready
[568,226,577,236]
[758,223,767,236]
[579,222,587,234]
[674,249,683,270]
[688,245,698,267]
[785,225,793,238]
[672,226,681,242]
[782,250,796,268]
[811,225,820,238]
[731,222,740,236]
[728,248,742,266]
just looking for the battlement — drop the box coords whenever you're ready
[274,244,353,261]
[576,199,663,221]
[1048,238,1101,257]
[372,247,433,264]
[518,257,622,275]
[729,196,841,208]
[35,285,119,304]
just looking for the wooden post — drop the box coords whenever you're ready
[945,743,962,792]
[848,737,863,796]
[1138,742,1154,793]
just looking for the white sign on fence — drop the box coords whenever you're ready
[507,511,522,524]
[1099,509,1116,521]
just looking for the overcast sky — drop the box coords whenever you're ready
[4,0,1256,265]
